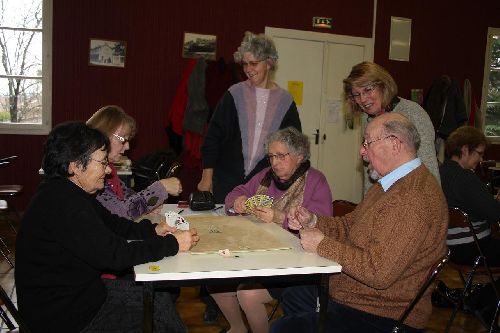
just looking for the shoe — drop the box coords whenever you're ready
[204,302,219,324]
[432,280,463,309]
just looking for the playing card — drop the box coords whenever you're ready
[164,211,190,230]
[244,195,273,211]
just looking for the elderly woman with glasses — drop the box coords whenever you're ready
[87,105,182,220]
[198,31,301,204]
[212,127,332,333]
[15,122,198,332]
[343,61,440,192]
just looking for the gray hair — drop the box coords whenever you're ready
[233,31,278,71]
[382,117,421,152]
[264,127,310,160]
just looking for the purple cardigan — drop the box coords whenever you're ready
[225,166,333,230]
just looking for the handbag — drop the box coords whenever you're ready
[188,191,215,211]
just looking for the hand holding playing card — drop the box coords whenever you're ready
[233,195,248,214]
[155,222,176,236]
[244,195,274,213]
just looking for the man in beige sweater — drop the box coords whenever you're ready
[271,112,448,333]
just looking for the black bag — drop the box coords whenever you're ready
[189,191,215,211]
[131,150,178,192]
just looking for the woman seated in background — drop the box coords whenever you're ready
[212,127,332,333]
[87,105,182,220]
[440,126,500,265]
[15,121,198,332]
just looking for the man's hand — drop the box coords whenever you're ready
[233,195,248,214]
[288,206,314,230]
[197,168,213,192]
[155,222,176,236]
[174,228,200,252]
[299,228,325,253]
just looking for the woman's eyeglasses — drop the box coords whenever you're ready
[113,133,130,144]
[350,83,377,101]
[90,157,109,168]
[241,60,265,68]
[267,153,290,162]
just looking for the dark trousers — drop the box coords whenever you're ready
[81,279,186,333]
[273,285,423,333]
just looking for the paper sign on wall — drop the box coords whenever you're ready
[287,81,303,106]
[326,100,341,123]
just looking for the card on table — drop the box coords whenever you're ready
[164,211,190,230]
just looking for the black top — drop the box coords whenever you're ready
[15,177,179,332]
[440,159,500,223]
[201,91,301,203]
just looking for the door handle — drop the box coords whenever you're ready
[313,129,319,145]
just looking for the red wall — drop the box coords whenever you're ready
[1,0,499,209]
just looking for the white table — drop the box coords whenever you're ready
[135,204,342,332]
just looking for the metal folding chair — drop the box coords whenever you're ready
[444,207,500,332]
[0,284,31,332]
[392,250,450,332]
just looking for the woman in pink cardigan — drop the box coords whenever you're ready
[214,127,333,333]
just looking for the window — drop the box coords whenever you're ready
[0,0,52,135]
[482,27,500,138]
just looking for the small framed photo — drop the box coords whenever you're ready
[89,38,127,68]
[182,32,216,61]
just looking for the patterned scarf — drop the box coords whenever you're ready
[256,161,310,212]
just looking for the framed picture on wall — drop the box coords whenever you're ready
[182,32,216,61]
[89,38,127,68]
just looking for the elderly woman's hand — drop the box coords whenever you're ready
[288,206,314,230]
[174,228,200,252]
[233,195,248,214]
[252,206,284,224]
[160,177,182,196]
[155,222,176,236]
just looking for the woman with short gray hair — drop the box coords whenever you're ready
[211,127,332,333]
[198,31,301,204]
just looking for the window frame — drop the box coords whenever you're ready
[481,27,500,142]
[0,0,52,135]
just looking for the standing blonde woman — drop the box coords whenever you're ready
[343,62,440,192]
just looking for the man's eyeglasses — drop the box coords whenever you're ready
[113,133,130,144]
[362,135,397,149]
[474,149,485,158]
[267,152,290,162]
[350,83,377,101]
[242,60,265,68]
[90,157,109,168]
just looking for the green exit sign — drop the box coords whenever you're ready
[312,17,332,29]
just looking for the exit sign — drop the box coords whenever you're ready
[312,17,332,29]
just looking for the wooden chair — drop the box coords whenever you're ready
[0,284,31,333]
[392,249,450,333]
[332,199,357,217]
[445,207,500,332]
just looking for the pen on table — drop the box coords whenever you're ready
[213,206,223,211]
[178,209,184,214]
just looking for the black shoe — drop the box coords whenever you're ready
[432,280,463,309]
[204,302,219,324]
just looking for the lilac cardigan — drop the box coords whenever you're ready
[225,166,333,230]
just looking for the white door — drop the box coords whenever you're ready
[266,27,373,203]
